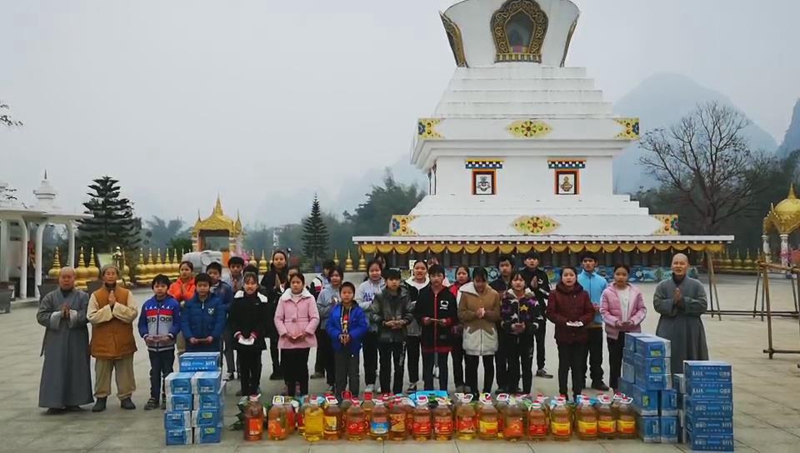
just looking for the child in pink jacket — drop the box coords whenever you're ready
[274,273,320,397]
[600,264,647,392]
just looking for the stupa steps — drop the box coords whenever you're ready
[450,77,596,91]
[440,90,605,103]
[434,101,613,116]
[455,67,589,79]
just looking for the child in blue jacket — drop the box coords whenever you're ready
[181,273,226,354]
[327,281,368,400]
[137,274,181,410]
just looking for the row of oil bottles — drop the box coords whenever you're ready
[241,391,638,442]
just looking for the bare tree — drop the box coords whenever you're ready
[640,102,774,234]
[1,101,23,127]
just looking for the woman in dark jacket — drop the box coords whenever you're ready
[500,271,544,394]
[229,272,269,396]
[259,250,289,380]
[546,266,595,400]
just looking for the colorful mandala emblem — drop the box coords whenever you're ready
[615,118,640,139]
[417,118,443,139]
[512,216,560,235]
[653,214,680,235]
[507,120,552,138]
[390,215,418,237]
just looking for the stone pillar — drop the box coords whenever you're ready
[780,234,790,269]
[762,234,771,263]
[35,222,46,299]
[19,219,28,299]
[0,219,8,282]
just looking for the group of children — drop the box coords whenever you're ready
[137,250,648,407]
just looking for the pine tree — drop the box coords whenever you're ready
[302,195,329,267]
[78,176,141,253]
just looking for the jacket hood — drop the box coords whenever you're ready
[505,288,536,299]
[459,281,494,297]
[279,287,313,303]
[556,282,585,294]
[607,283,641,298]
[405,276,430,290]
[234,290,269,302]
[384,285,410,300]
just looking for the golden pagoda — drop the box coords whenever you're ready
[248,250,257,268]
[764,184,800,267]
[135,250,146,286]
[48,246,62,280]
[743,249,755,271]
[192,197,244,264]
[75,247,89,290]
[357,252,367,272]
[344,250,354,272]
[732,250,743,270]
[258,251,269,275]
[120,248,131,282]
[333,250,340,267]
[86,247,100,282]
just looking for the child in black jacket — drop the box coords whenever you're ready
[229,272,269,396]
[414,264,459,391]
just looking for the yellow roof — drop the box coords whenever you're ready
[773,184,800,216]
[193,196,243,235]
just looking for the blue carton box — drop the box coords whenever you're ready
[685,415,734,435]
[619,379,632,398]
[639,415,660,443]
[636,372,672,391]
[673,373,686,394]
[165,428,192,446]
[661,416,678,437]
[165,394,193,412]
[660,389,679,416]
[622,362,636,383]
[684,396,734,418]
[684,361,732,382]
[626,333,653,353]
[685,381,733,400]
[635,355,671,375]
[194,423,223,444]
[633,384,660,416]
[636,336,671,358]
[192,409,221,428]
[194,393,224,411]
[685,431,734,451]
[623,351,635,365]
[179,352,220,372]
[192,371,222,395]
[164,372,194,395]
[164,411,192,430]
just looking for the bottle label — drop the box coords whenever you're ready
[247,418,263,436]
[389,413,406,432]
[528,421,547,436]
[457,417,476,433]
[324,416,338,432]
[578,420,598,435]
[551,421,571,436]
[371,420,389,435]
[617,419,636,434]
[347,420,365,435]
[268,420,285,437]
[413,419,432,435]
[598,420,616,434]
[479,420,498,435]
[434,416,453,435]
[504,419,524,437]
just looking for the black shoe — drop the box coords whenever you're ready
[226,372,235,381]
[120,398,136,410]
[536,369,554,379]
[235,390,243,397]
[591,381,610,391]
[45,408,66,415]
[92,398,107,413]
[310,372,325,379]
[160,399,166,410]
[269,373,283,381]
[66,405,84,412]
[144,398,158,411]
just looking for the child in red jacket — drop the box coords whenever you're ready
[546,266,595,400]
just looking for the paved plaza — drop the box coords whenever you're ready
[1,275,799,452]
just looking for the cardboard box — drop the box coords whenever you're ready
[636,373,672,391]
[633,384,660,416]
[635,355,671,376]
[194,392,225,411]
[622,362,636,383]
[164,372,194,395]
[619,378,632,398]
[194,424,223,444]
[683,361,732,382]
[673,373,686,394]
[639,415,660,443]
[191,371,222,395]
[626,333,653,353]
[166,394,193,412]
[685,416,734,435]
[165,428,192,446]
[685,431,734,451]
[164,411,192,430]
[192,409,221,428]
[179,352,220,372]
[636,336,671,358]
[660,389,679,416]
[684,396,734,418]
[661,416,678,437]
[685,381,733,400]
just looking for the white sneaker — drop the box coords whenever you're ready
[364,384,375,393]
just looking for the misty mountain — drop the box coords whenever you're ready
[613,73,778,193]
[777,99,800,158]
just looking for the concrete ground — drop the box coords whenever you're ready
[1,275,799,452]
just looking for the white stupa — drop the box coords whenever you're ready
[353,0,732,270]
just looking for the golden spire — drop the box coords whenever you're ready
[48,246,62,279]
[357,251,367,272]
[214,195,223,215]
[75,247,89,289]
[259,250,268,275]
[345,250,354,272]
[135,250,145,285]
[87,247,100,280]
[732,249,743,270]
[333,250,340,266]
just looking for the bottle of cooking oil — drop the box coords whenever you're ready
[616,397,636,439]
[478,401,499,440]
[304,398,324,442]
[285,398,296,436]
[403,397,415,438]
[456,394,477,441]
[503,397,524,442]
[346,398,367,441]
[340,391,353,431]
[370,400,390,441]
[323,396,341,440]
[412,395,432,441]
[527,402,548,441]
[576,399,598,441]
[433,398,454,441]
[495,394,509,439]
[596,395,616,440]
[244,396,264,441]
[268,396,289,441]
[389,397,407,441]
[295,396,306,435]
[550,399,572,441]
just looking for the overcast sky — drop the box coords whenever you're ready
[2,0,799,227]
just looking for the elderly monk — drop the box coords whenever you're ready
[88,264,139,412]
[36,267,93,414]
[654,253,710,374]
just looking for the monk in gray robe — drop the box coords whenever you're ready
[36,267,93,413]
[654,253,709,374]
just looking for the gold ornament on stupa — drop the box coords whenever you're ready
[357,252,367,272]
[333,250,340,267]
[48,246,62,279]
[732,250,743,270]
[258,251,268,275]
[135,250,146,285]
[75,247,89,290]
[143,248,156,285]
[120,248,131,282]
[87,248,100,281]
[192,197,243,252]
[765,184,800,235]
[345,250,354,272]
[744,249,755,271]
[722,247,733,270]
[248,251,257,268]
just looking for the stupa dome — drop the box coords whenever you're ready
[440,0,580,68]
[774,184,800,216]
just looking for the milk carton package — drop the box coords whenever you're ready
[673,373,686,394]
[684,396,734,419]
[165,428,192,446]
[635,355,671,376]
[179,352,220,372]
[684,381,733,400]
[637,373,672,391]
[166,394,193,412]
[164,372,194,395]
[194,423,224,444]
[622,361,636,383]
[639,415,660,443]
[685,415,734,435]
[164,411,192,430]
[626,333,653,354]
[619,378,633,398]
[660,389,679,416]
[660,416,678,443]
[192,371,222,395]
[633,384,660,416]
[683,361,732,381]
[685,431,735,452]
[192,409,222,428]
[194,391,225,411]
[635,336,671,358]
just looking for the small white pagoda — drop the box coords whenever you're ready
[353,0,733,271]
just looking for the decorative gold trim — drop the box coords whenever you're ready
[418,118,443,139]
[466,159,504,169]
[492,0,549,63]
[513,215,560,235]
[615,118,640,139]
[765,184,800,234]
[357,241,726,256]
[507,120,552,138]
[560,14,579,67]
[193,196,243,235]
[653,214,680,236]
[389,215,418,237]
[440,13,467,68]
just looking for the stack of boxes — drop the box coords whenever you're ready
[621,333,678,444]
[164,352,226,446]
[677,361,734,452]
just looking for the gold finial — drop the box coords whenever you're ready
[732,249,743,270]
[87,247,100,280]
[345,250,354,272]
[135,250,145,285]
[48,246,62,279]
[357,251,367,272]
[214,195,223,214]
[333,250,340,266]
[121,248,131,283]
[259,250,268,275]
[744,249,755,270]
[249,250,257,268]
[75,247,89,289]
[789,184,797,200]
